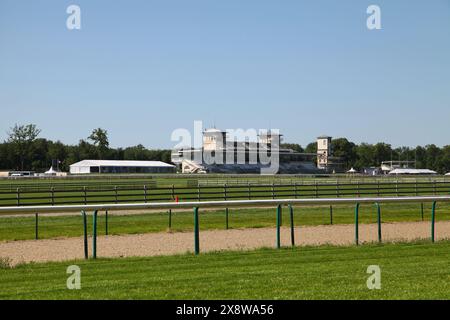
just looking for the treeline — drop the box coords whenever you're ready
[0,124,448,173]
[284,138,450,173]
[0,125,171,172]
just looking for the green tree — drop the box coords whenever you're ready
[281,143,304,153]
[373,143,392,166]
[88,128,110,159]
[354,143,376,169]
[331,138,356,169]
[305,142,317,154]
[124,145,149,160]
[7,124,41,170]
[439,145,450,173]
[424,144,441,171]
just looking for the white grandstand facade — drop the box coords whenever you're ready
[171,128,322,174]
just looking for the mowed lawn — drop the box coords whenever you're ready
[0,202,449,242]
[1,241,449,300]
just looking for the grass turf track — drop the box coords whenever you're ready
[0,175,448,207]
[0,241,449,300]
[0,202,449,242]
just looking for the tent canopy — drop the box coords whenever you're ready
[389,168,437,175]
[45,166,58,174]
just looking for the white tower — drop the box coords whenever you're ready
[258,130,283,147]
[317,136,332,170]
[203,128,227,151]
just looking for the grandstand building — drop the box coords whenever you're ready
[172,129,326,174]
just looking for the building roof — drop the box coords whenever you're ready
[70,160,175,168]
[389,168,437,175]
[204,128,226,134]
[258,130,283,136]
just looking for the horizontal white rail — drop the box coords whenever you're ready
[0,195,449,216]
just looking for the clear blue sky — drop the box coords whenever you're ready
[1,0,449,149]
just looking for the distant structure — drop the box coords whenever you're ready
[316,135,343,173]
[388,168,437,175]
[362,167,382,176]
[70,160,175,174]
[379,160,438,175]
[44,159,65,176]
[381,161,416,174]
[317,136,332,170]
[0,171,35,177]
[171,128,319,174]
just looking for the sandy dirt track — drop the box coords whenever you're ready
[1,221,449,266]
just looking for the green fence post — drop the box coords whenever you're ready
[375,203,382,243]
[431,201,437,243]
[35,213,39,240]
[279,205,283,226]
[329,205,333,225]
[224,183,229,230]
[168,209,172,230]
[82,211,88,260]
[355,203,360,246]
[194,207,200,255]
[92,210,98,259]
[421,203,424,221]
[289,205,295,247]
[225,208,229,230]
[276,205,282,249]
[144,185,148,203]
[105,210,109,236]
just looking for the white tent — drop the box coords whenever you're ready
[445,172,450,176]
[347,167,357,174]
[70,160,175,174]
[389,168,437,175]
[45,166,58,175]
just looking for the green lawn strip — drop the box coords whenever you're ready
[0,175,448,206]
[0,241,449,299]
[0,203,448,242]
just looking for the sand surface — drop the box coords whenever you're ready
[1,221,449,266]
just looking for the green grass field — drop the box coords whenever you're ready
[1,241,449,300]
[1,202,449,242]
[1,174,446,188]
[0,174,448,207]
[0,176,448,300]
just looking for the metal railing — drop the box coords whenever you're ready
[1,195,449,259]
[0,180,449,207]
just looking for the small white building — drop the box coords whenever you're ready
[70,160,175,174]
